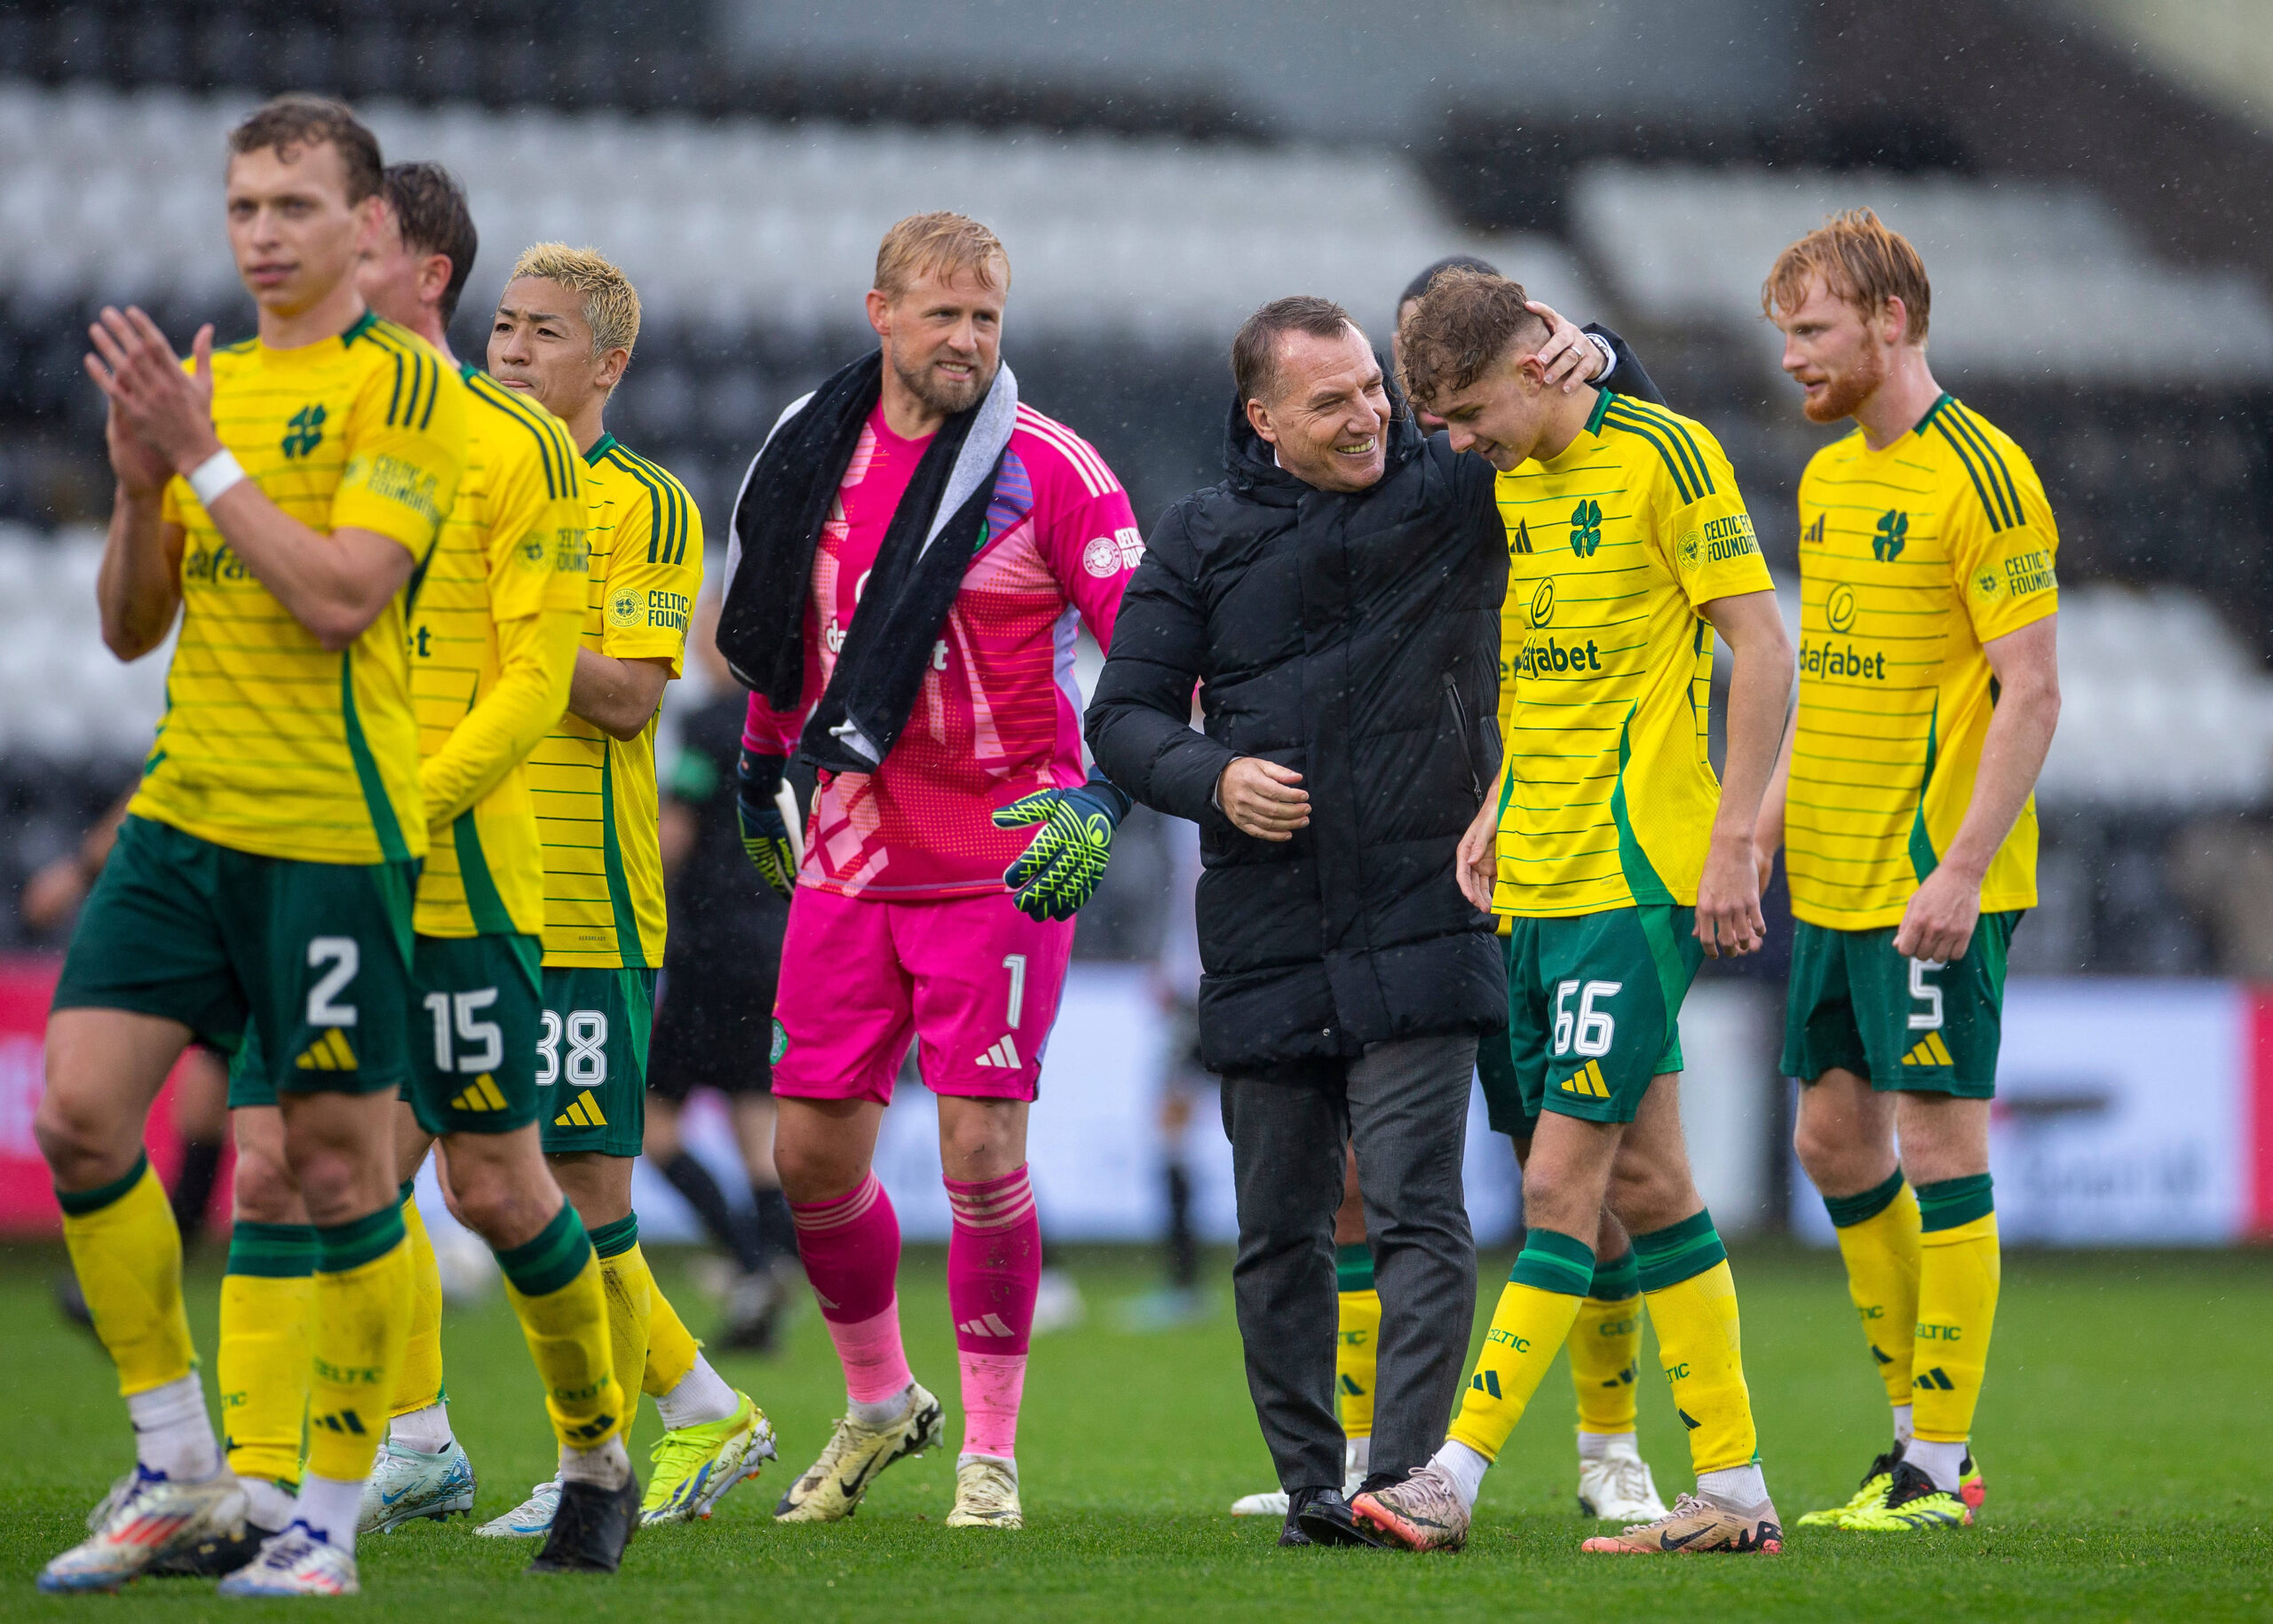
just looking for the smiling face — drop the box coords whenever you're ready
[1247,324,1390,493]
[487,274,624,425]
[1773,273,1901,425]
[1421,344,1555,472]
[225,140,374,319]
[867,261,1004,419]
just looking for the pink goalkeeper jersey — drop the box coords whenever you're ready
[743,400,1140,900]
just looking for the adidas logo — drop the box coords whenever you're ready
[1915,1366,1957,1391]
[1603,1361,1638,1389]
[1677,1408,1701,1431]
[553,1089,608,1129]
[311,1407,368,1436]
[974,1034,1023,1069]
[1469,1370,1502,1399]
[1510,518,1533,555]
[1802,513,1826,549]
[295,1028,359,1071]
[564,1411,618,1445]
[1559,1059,1610,1099]
[449,1073,510,1113]
[1338,1374,1366,1397]
[957,1312,1017,1339]
[1902,1033,1955,1067]
[1873,1345,1895,1366]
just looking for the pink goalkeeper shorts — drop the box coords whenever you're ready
[770,886,1074,1105]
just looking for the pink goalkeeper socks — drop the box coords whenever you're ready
[946,1165,1041,1459]
[791,1174,911,1405]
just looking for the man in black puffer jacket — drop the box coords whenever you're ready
[1087,293,1649,1547]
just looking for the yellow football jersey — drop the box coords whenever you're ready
[1786,394,2058,931]
[528,433,702,968]
[409,368,590,939]
[138,313,464,864]
[1493,391,1775,916]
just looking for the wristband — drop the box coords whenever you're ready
[186,448,246,508]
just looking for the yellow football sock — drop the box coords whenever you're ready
[590,1217,653,1432]
[304,1205,414,1484]
[644,1280,702,1399]
[1568,1247,1643,1435]
[392,1185,445,1418]
[1912,1177,1999,1445]
[217,1220,316,1486]
[1635,1211,1756,1475]
[57,1154,196,1396]
[1445,1229,1591,1462]
[497,1202,622,1447]
[1334,1243,1380,1444]
[1825,1168,1921,1409]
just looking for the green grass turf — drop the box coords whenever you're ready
[4,1238,2269,1620]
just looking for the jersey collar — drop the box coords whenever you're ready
[1913,392,1957,437]
[1581,386,1612,437]
[339,309,377,346]
[584,432,620,466]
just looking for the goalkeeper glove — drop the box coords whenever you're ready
[736,750,798,898]
[993,774,1131,923]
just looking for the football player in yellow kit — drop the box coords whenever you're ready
[37,97,463,1596]
[1358,269,1794,1557]
[471,245,774,1540]
[212,160,643,1578]
[1758,210,2060,1533]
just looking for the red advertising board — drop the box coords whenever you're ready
[0,954,205,1232]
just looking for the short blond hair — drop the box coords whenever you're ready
[874,212,1010,301]
[1762,209,1931,343]
[509,242,642,359]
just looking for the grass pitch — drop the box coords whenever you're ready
[3,1237,2269,1621]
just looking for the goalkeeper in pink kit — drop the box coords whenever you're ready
[716,212,1139,1531]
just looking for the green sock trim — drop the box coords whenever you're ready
[1335,1241,1375,1293]
[1824,1168,1907,1229]
[1915,1173,1994,1232]
[1634,1208,1728,1294]
[1588,1248,1640,1303]
[496,1204,594,1299]
[588,1213,640,1260]
[1509,1228,1596,1295]
[56,1152,151,1218]
[226,1220,318,1279]
[316,1202,408,1274]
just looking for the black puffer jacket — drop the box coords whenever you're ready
[1087,392,1506,1073]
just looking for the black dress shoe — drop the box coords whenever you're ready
[1290,1485,1387,1549]
[527,1474,640,1574]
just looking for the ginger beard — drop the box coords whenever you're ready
[1802,323,1889,424]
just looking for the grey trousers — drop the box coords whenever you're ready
[1220,1033,1477,1492]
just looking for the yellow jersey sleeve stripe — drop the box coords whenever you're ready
[1947,400,2027,527]
[1919,395,2018,531]
[468,374,569,500]
[1606,397,1717,500]
[1599,400,1710,504]
[605,445,690,565]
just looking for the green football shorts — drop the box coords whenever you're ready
[405,933,543,1137]
[535,965,656,1158]
[1504,905,1698,1126]
[1781,913,2021,1099]
[57,815,415,1100]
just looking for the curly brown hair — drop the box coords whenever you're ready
[1394,269,1546,408]
[226,94,382,204]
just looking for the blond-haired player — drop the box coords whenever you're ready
[471,244,774,1539]
[37,96,463,1596]
[1758,210,2060,1533]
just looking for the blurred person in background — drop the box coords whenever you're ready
[718,210,1143,1533]
[1358,267,1792,1557]
[22,790,229,1279]
[1756,210,2060,1535]
[650,590,801,1352]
